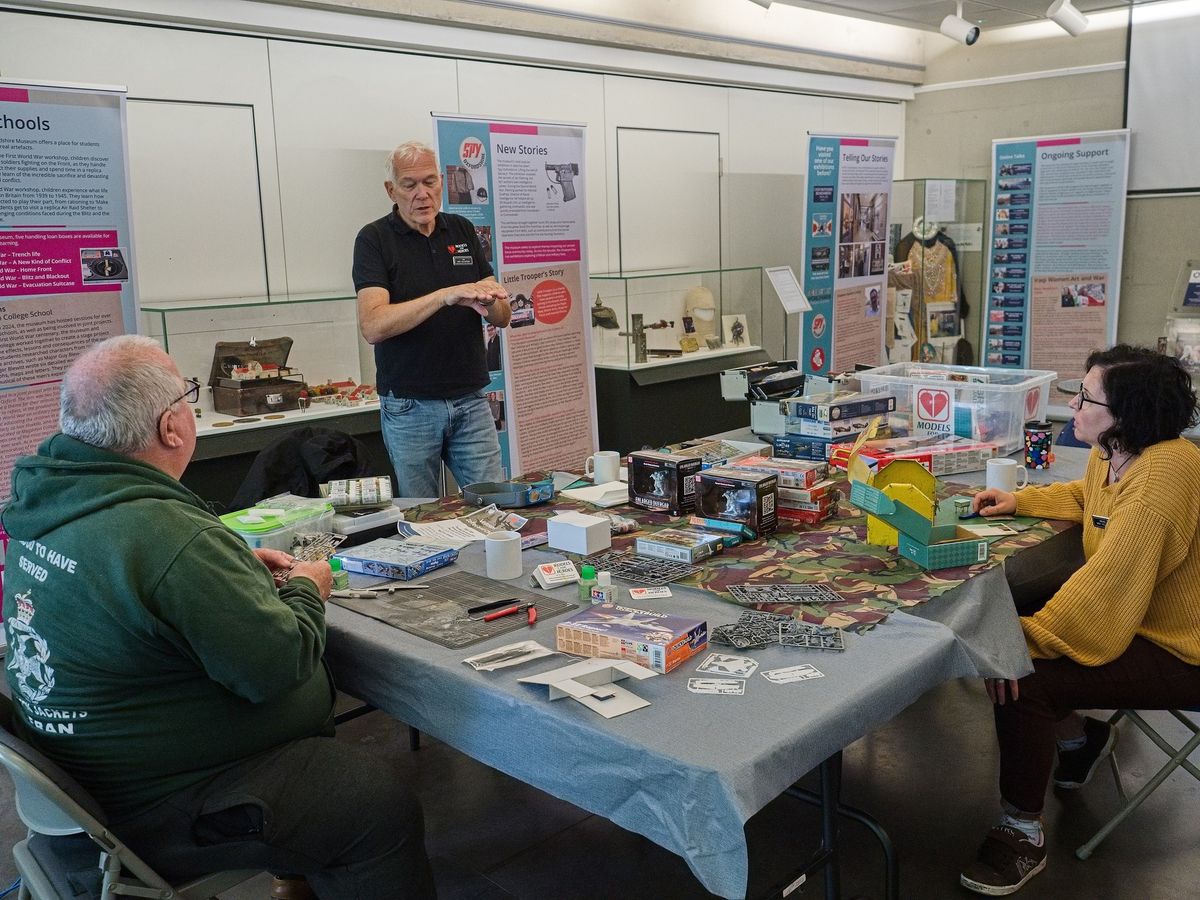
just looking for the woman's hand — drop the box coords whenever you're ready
[972,488,1017,517]
[985,677,1020,705]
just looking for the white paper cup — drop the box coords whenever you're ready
[585,450,621,484]
[986,458,1028,493]
[485,530,523,580]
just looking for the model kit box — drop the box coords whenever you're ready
[628,451,702,515]
[829,435,999,476]
[772,434,844,461]
[555,603,708,674]
[784,411,884,440]
[695,467,778,537]
[635,528,725,564]
[730,455,827,488]
[778,480,836,504]
[333,538,458,581]
[782,390,897,422]
[848,481,988,570]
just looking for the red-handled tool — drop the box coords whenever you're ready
[482,602,537,626]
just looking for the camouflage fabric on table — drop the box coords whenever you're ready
[404,474,1074,632]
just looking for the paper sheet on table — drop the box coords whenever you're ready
[560,481,628,508]
[395,504,528,548]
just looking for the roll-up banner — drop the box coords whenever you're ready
[801,134,895,375]
[433,115,596,478]
[986,129,1129,403]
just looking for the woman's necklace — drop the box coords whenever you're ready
[1109,452,1135,483]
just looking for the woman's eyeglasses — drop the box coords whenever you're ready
[1076,388,1110,409]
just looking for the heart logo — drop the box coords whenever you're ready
[917,388,950,422]
[1025,388,1039,418]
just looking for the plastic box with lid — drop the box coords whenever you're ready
[220,494,335,551]
[855,363,1055,456]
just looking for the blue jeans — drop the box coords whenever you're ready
[380,390,503,497]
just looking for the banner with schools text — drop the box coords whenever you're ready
[801,134,895,375]
[0,81,138,505]
[434,115,596,478]
[986,130,1129,397]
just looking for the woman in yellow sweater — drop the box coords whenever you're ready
[959,344,1200,896]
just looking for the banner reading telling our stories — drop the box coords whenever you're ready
[986,130,1129,390]
[0,81,138,508]
[801,134,895,376]
[434,115,596,478]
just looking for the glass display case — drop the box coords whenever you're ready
[141,292,364,425]
[887,179,986,366]
[588,266,764,370]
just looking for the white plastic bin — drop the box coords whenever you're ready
[856,363,1056,456]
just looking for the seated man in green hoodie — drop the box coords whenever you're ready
[2,335,435,900]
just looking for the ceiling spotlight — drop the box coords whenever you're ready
[940,2,980,46]
[1047,0,1089,36]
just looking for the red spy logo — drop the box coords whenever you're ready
[811,314,826,338]
[917,388,951,422]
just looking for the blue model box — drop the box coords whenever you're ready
[773,434,848,461]
[782,391,897,422]
[333,538,458,581]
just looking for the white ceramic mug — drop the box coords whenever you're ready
[484,530,523,581]
[585,450,621,484]
[986,457,1028,493]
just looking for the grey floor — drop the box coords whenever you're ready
[2,677,1197,899]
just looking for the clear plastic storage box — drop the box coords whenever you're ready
[856,363,1056,456]
[220,494,335,551]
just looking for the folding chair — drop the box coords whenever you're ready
[0,695,258,899]
[1075,707,1200,860]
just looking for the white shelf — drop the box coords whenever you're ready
[594,344,763,372]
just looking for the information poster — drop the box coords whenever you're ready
[434,115,596,478]
[0,80,137,508]
[987,130,1129,391]
[801,134,895,375]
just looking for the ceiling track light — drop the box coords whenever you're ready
[940,1,980,46]
[1047,0,1089,36]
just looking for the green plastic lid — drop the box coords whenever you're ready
[581,564,596,579]
[219,496,333,535]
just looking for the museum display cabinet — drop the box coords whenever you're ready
[888,179,987,366]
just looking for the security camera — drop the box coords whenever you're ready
[941,2,980,46]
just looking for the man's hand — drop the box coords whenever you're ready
[440,281,508,308]
[288,560,333,602]
[972,488,1017,517]
[254,548,297,586]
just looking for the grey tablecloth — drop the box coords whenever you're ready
[324,446,1090,898]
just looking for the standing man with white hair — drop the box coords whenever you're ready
[353,140,511,497]
[2,335,436,899]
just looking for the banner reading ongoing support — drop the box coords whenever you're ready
[0,80,138,507]
[801,134,895,375]
[986,130,1129,391]
[434,115,596,478]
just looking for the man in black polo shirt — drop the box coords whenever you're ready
[353,141,511,497]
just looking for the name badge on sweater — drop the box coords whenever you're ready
[1091,515,1108,529]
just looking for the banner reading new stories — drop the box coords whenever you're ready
[434,115,596,478]
[0,81,138,507]
[801,134,895,376]
[986,130,1129,390]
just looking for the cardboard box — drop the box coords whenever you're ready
[547,512,611,555]
[782,391,897,422]
[634,528,725,563]
[731,455,828,488]
[696,467,778,537]
[848,481,989,570]
[777,501,839,525]
[555,603,708,674]
[829,434,999,476]
[628,451,702,515]
[334,538,458,580]
[785,411,885,440]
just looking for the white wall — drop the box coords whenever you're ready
[0,5,908,365]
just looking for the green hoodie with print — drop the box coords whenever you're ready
[2,434,334,819]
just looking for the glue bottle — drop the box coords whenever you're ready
[579,564,598,603]
[590,571,616,605]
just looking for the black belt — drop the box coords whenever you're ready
[461,479,554,508]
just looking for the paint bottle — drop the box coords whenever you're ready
[329,557,350,590]
[590,571,616,605]
[578,564,598,603]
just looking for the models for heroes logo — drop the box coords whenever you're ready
[916,388,953,434]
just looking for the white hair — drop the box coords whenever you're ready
[59,334,182,454]
[385,141,437,183]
